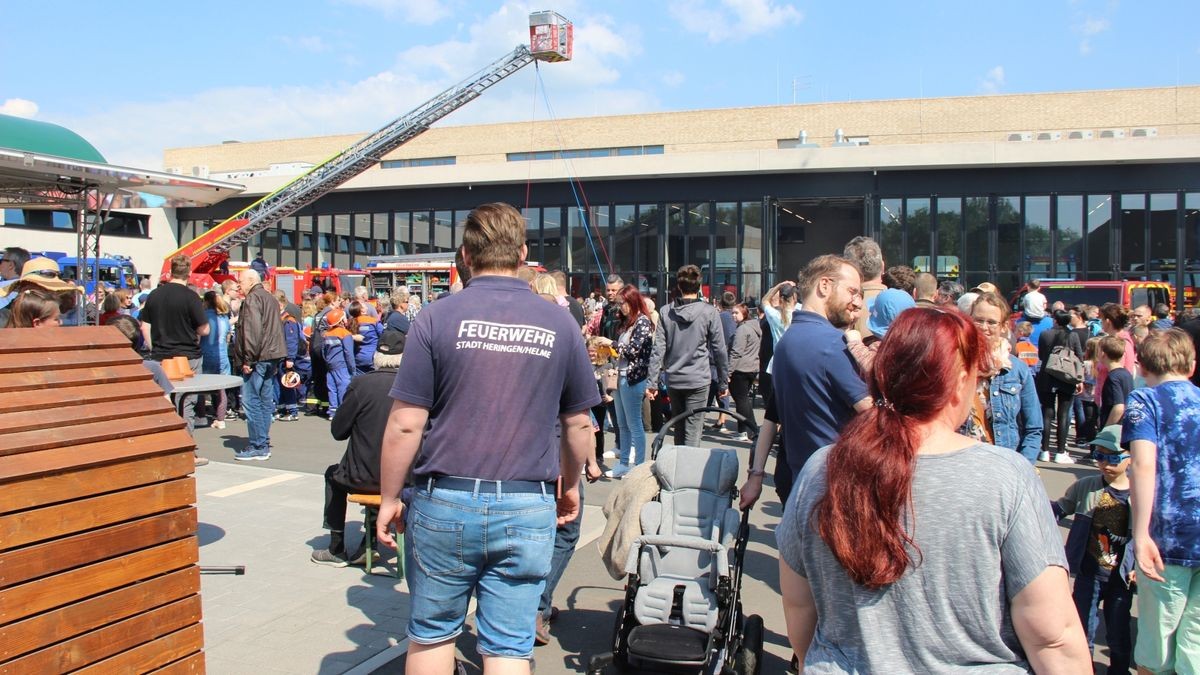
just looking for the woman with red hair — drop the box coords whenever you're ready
[595,284,653,479]
[777,307,1089,672]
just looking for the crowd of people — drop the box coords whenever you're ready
[6,207,1200,673]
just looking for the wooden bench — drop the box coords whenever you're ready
[0,327,204,673]
[347,494,404,579]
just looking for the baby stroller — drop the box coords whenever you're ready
[589,407,764,675]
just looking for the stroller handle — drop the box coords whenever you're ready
[650,405,748,460]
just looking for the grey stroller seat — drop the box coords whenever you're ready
[621,444,741,667]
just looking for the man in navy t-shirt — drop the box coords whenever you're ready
[750,254,872,504]
[377,203,599,674]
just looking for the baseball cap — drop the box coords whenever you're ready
[376,329,406,355]
[867,288,916,338]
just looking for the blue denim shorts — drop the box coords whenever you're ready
[404,482,556,658]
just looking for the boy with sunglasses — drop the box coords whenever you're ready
[1051,424,1134,673]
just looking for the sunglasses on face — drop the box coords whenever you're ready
[1092,450,1130,463]
[29,269,60,278]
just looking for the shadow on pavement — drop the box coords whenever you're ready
[196,521,226,547]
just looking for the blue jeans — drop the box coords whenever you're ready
[614,376,649,468]
[404,482,556,658]
[540,481,584,618]
[241,359,279,454]
[1073,557,1133,674]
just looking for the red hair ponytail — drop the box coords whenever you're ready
[814,308,989,589]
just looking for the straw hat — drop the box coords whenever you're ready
[4,257,76,295]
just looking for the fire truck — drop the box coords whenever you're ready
[160,11,573,299]
[366,253,459,301]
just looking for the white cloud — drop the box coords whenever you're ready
[661,70,686,88]
[50,3,658,170]
[1,98,39,118]
[670,0,803,43]
[1073,13,1112,55]
[339,0,450,24]
[979,66,1005,94]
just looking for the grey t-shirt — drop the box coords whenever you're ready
[778,443,1067,674]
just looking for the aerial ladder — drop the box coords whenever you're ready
[164,10,573,287]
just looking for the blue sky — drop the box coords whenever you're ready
[2,0,1197,169]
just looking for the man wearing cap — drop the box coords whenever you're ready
[140,255,210,434]
[377,203,599,674]
[234,269,287,461]
[311,329,407,567]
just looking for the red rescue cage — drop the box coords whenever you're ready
[529,10,573,61]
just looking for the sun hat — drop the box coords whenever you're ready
[1090,425,1123,454]
[4,257,76,295]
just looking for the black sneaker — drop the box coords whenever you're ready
[310,549,350,567]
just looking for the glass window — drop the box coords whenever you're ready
[543,207,562,268]
[373,213,390,255]
[935,198,961,281]
[591,205,610,275]
[1184,194,1200,307]
[742,202,763,296]
[1024,196,1051,278]
[353,213,371,266]
[614,204,636,274]
[1149,194,1178,282]
[879,199,902,274]
[3,208,75,230]
[1087,195,1113,279]
[567,207,588,272]
[1056,196,1083,278]
[906,198,931,274]
[393,212,410,256]
[996,197,1021,293]
[100,212,150,238]
[1121,194,1147,277]
[715,202,738,295]
[433,210,452,253]
[317,215,333,267]
[638,204,662,302]
[522,207,540,264]
[666,203,684,272]
[689,203,712,283]
[960,194,988,289]
[279,217,298,268]
[412,212,431,254]
[333,214,351,269]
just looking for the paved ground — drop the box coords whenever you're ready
[191,407,1120,674]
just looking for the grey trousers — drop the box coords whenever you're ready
[668,386,710,447]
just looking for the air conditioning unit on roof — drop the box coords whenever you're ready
[1067,130,1094,140]
[1131,127,1158,138]
[1007,132,1033,142]
[1036,132,1062,141]
[1099,129,1126,139]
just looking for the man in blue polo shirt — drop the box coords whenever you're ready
[764,253,872,502]
[376,202,599,674]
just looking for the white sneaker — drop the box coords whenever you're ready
[1037,451,1051,462]
[1053,453,1076,465]
[735,432,750,442]
[602,450,617,460]
[211,420,226,430]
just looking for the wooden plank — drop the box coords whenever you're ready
[0,452,194,515]
[0,430,194,483]
[0,348,141,375]
[148,650,205,675]
[0,326,129,354]
[0,507,197,588]
[75,623,204,674]
[0,595,201,674]
[0,567,199,660]
[0,539,198,624]
[0,478,196,551]
[0,411,184,458]
[0,395,174,436]
[0,363,152,394]
[0,379,165,416]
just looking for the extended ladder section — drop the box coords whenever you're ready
[176,45,534,275]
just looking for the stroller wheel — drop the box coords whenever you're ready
[733,614,764,675]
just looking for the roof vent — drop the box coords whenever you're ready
[1007,132,1033,142]
[1067,130,1093,140]
[1099,129,1126,139]
[1036,132,1062,141]
[1131,127,1158,138]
